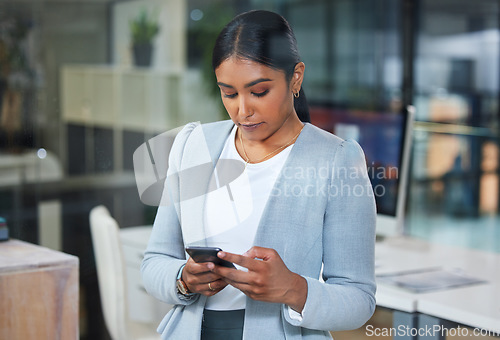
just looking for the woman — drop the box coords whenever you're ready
[141,9,376,339]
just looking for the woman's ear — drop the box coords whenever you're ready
[291,62,305,93]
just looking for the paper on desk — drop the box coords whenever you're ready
[377,267,487,293]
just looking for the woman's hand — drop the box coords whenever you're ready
[182,257,228,296]
[208,246,308,312]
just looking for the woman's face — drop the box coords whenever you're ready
[215,57,302,143]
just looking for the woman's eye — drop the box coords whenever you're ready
[252,90,269,97]
[223,93,237,98]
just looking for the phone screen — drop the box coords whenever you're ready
[185,246,235,268]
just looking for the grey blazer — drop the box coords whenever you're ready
[141,120,377,339]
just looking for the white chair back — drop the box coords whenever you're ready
[89,205,129,340]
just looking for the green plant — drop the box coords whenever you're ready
[129,9,160,45]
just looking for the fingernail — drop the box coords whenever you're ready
[207,263,214,270]
[218,251,225,258]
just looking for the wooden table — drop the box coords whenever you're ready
[0,239,79,340]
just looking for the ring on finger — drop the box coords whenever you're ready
[208,282,215,291]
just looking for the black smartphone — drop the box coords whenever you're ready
[185,246,235,268]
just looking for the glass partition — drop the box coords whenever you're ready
[407,0,500,252]
[1,0,500,338]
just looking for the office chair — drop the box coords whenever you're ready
[89,205,161,340]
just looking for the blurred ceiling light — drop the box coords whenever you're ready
[190,9,203,21]
[37,148,47,159]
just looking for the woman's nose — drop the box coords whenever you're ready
[238,96,252,118]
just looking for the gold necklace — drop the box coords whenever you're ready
[239,125,304,166]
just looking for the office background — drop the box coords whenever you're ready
[0,0,499,338]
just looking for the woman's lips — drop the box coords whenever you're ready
[239,122,263,131]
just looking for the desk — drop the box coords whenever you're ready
[0,239,79,340]
[122,229,500,338]
[375,236,500,339]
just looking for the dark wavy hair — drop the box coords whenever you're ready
[212,10,310,123]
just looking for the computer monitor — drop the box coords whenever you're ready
[310,105,414,237]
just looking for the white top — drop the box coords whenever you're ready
[204,126,293,311]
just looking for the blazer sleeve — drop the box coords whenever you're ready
[283,139,377,331]
[141,122,201,306]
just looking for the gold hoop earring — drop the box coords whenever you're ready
[293,91,300,98]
